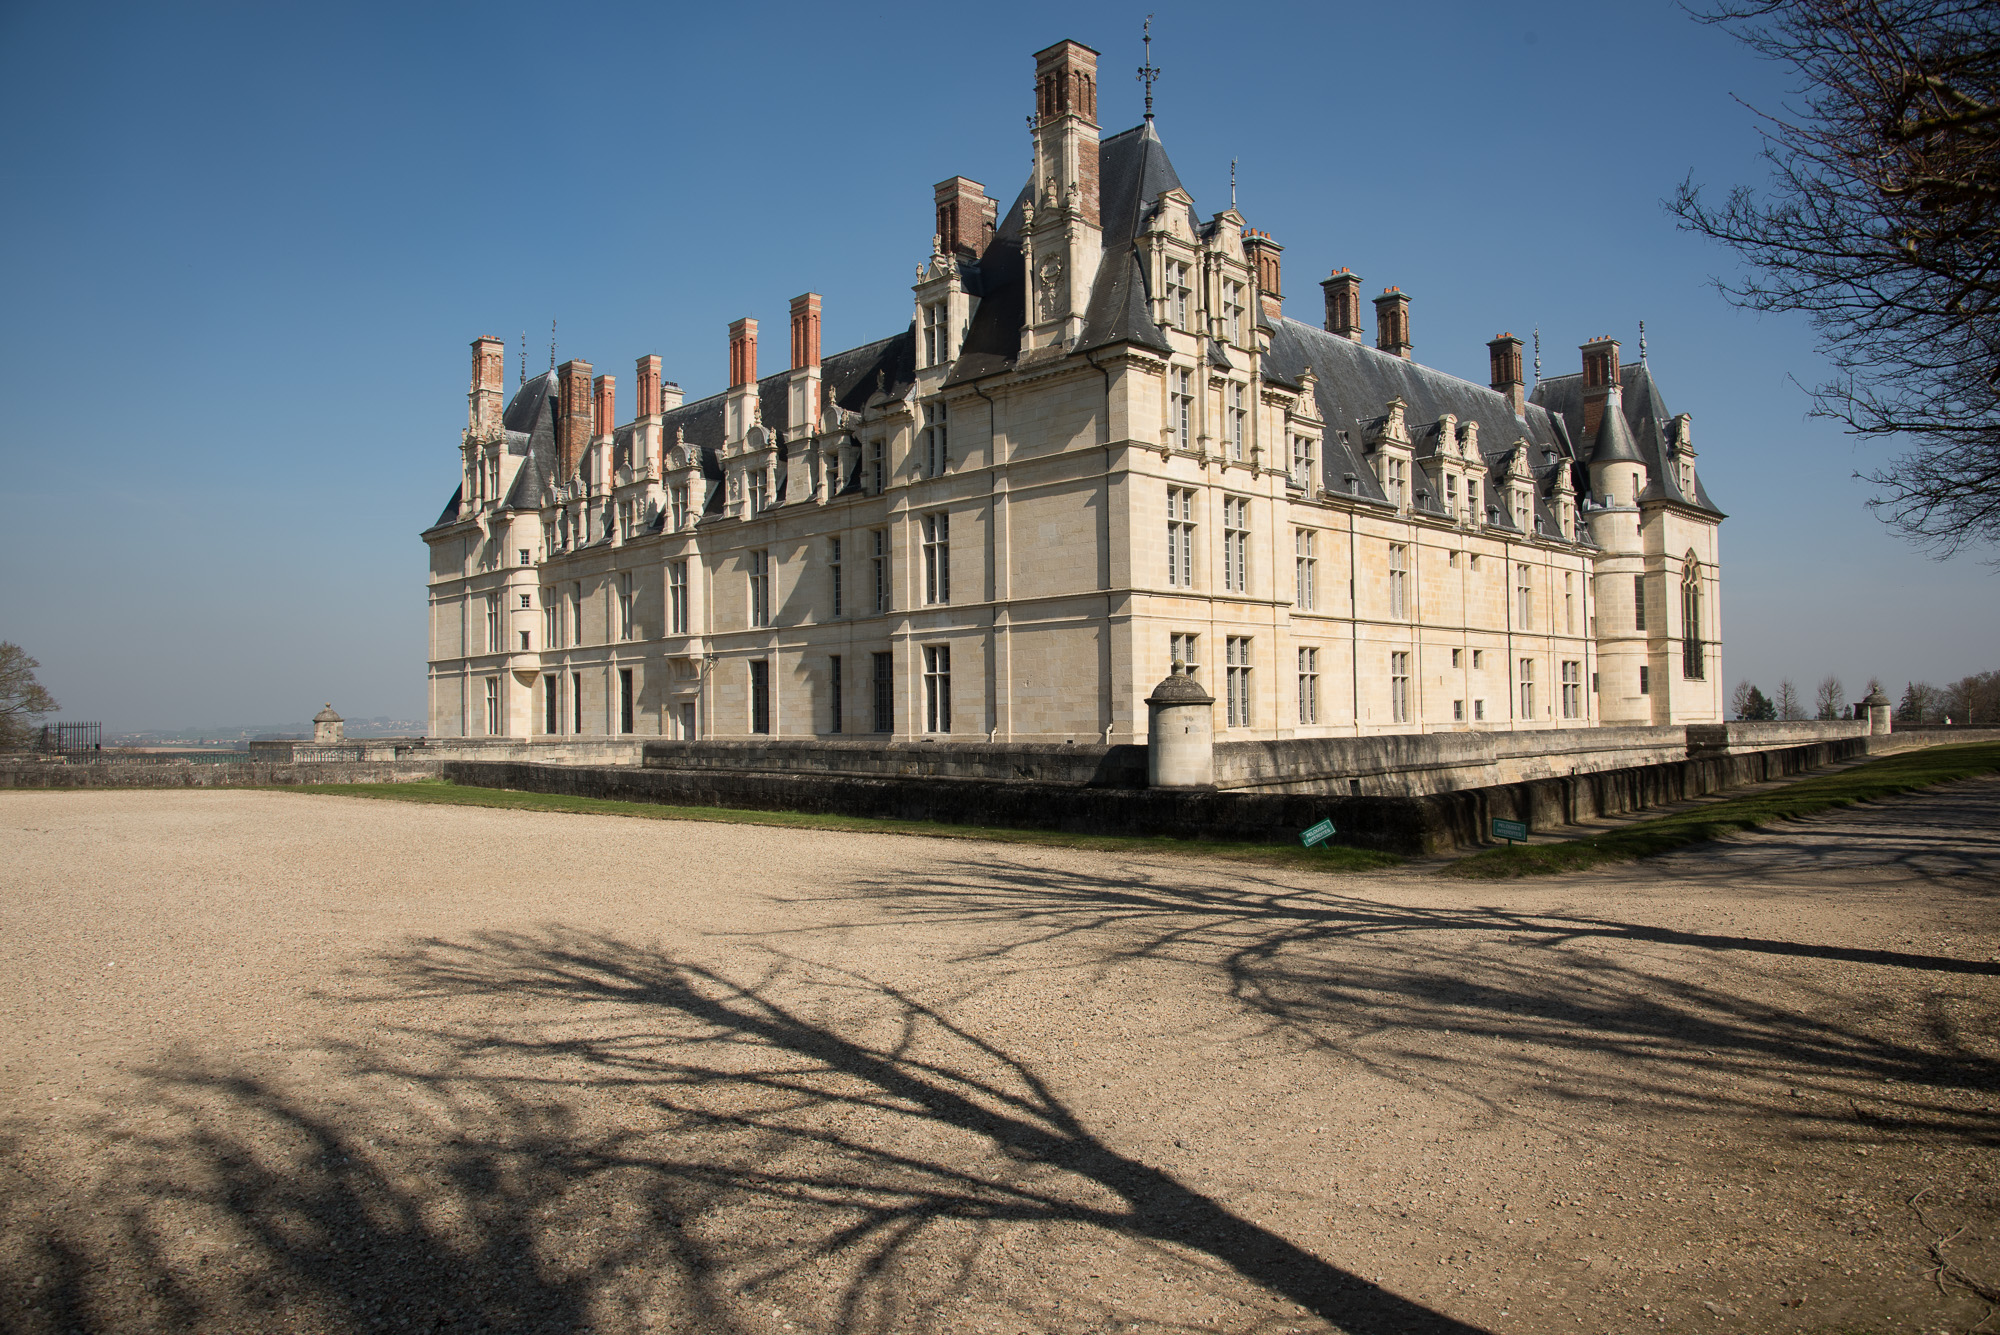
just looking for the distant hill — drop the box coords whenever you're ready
[110,717,425,744]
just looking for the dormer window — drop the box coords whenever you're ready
[1291,434,1315,491]
[1378,457,1408,509]
[1168,260,1193,330]
[670,485,689,532]
[1171,368,1193,449]
[1229,382,1247,459]
[1222,280,1245,343]
[922,301,948,367]
[922,403,948,477]
[1467,479,1481,525]
[1445,474,1459,518]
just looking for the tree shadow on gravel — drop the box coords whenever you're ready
[815,855,2000,1146]
[0,928,1490,1335]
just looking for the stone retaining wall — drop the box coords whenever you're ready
[0,759,442,789]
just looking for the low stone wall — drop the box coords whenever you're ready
[1686,720,1869,754]
[1213,725,1692,797]
[640,738,1148,787]
[0,759,442,789]
[418,738,648,766]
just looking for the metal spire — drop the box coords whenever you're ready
[549,318,557,372]
[1639,320,1649,364]
[1137,14,1161,121]
[519,331,526,386]
[1533,327,1542,383]
[1230,157,1237,209]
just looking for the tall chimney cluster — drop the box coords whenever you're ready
[1579,336,1622,438]
[1374,288,1412,359]
[1244,230,1283,320]
[1320,270,1363,341]
[789,293,822,370]
[728,318,759,388]
[1487,334,1525,414]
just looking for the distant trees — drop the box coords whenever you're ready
[0,643,59,751]
[1732,681,1780,720]
[1776,679,1804,720]
[1898,680,1944,722]
[1814,675,1848,720]
[1942,669,2000,722]
[1670,0,2000,558]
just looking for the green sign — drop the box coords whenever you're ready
[1300,818,1336,847]
[1491,817,1529,843]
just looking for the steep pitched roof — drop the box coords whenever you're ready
[1531,362,1723,515]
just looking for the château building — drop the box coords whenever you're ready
[423,38,1724,745]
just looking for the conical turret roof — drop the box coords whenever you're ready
[1591,387,1645,466]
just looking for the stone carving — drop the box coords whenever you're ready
[1037,254,1067,321]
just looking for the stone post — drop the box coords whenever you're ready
[1861,687,1893,736]
[1146,663,1215,788]
[313,704,345,745]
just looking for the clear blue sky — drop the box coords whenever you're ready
[2,0,1994,731]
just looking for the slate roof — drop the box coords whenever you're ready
[1532,362,1723,516]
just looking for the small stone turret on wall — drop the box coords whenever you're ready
[313,704,345,746]
[1859,687,1893,736]
[1147,664,1215,787]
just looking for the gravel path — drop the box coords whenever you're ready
[3,783,1997,1335]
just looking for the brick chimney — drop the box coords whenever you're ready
[729,317,758,388]
[661,380,683,412]
[592,374,616,439]
[1488,333,1525,414]
[1032,40,1101,229]
[1579,336,1621,439]
[934,178,996,258]
[468,336,506,439]
[1374,288,1412,359]
[557,358,593,479]
[634,355,662,419]
[1320,270,1363,341]
[1245,230,1283,321]
[790,293,822,370]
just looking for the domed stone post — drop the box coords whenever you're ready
[313,704,345,745]
[1146,663,1215,788]
[1860,687,1893,737]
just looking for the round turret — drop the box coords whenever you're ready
[1860,687,1893,737]
[1146,663,1215,788]
[312,703,345,746]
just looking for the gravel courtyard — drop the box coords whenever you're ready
[3,785,1997,1335]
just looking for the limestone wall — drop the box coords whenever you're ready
[0,759,442,789]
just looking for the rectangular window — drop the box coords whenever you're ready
[1516,564,1533,628]
[1294,528,1317,610]
[671,485,689,532]
[1474,698,1486,721]
[749,659,770,734]
[518,548,531,567]
[1381,458,1407,509]
[1473,650,1485,670]
[1223,496,1250,593]
[1291,435,1315,491]
[922,403,948,477]
[519,593,532,610]
[572,671,583,734]
[748,550,771,628]
[1228,382,1246,459]
[518,629,530,651]
[1445,474,1458,519]
[619,668,635,734]
[1297,646,1319,725]
[1169,260,1192,329]
[1453,699,1465,721]
[828,537,843,618]
[829,655,843,734]
[1682,569,1706,679]
[1565,573,1575,634]
[924,645,952,733]
[619,572,635,640]
[871,651,893,733]
[678,701,697,740]
[1224,280,1245,344]
[1390,651,1410,724]
[1519,658,1536,718]
[1467,479,1481,523]
[1451,648,1463,668]
[485,677,500,735]
[1635,574,1647,631]
[1561,660,1581,719]
[1640,665,1652,694]
[485,596,499,653]
[1170,631,1200,678]
[543,674,557,735]
[922,512,950,604]
[872,529,889,612]
[571,583,583,647]
[1167,487,1196,588]
[922,301,946,366]
[668,561,688,635]
[1171,369,1192,450]
[868,439,885,494]
[1225,636,1252,729]
[1388,543,1408,619]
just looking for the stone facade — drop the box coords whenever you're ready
[423,38,1724,746]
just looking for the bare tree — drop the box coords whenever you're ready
[1814,673,1847,719]
[1672,0,2000,559]
[1897,679,1943,721]
[1776,678,1804,719]
[0,642,59,751]
[1731,679,1756,719]
[1942,668,2000,721]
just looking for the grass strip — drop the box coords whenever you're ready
[287,780,1403,872]
[1444,741,2000,879]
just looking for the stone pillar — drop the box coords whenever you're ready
[1861,687,1893,736]
[1146,664,1215,788]
[313,704,344,745]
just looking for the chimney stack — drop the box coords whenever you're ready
[1579,336,1621,439]
[592,374,616,439]
[728,317,758,388]
[468,335,507,439]
[1374,288,1412,359]
[934,178,996,258]
[635,355,662,419]
[661,380,683,412]
[1487,333,1525,414]
[557,358,593,478]
[789,293,822,370]
[1320,270,1363,341]
[1032,40,1101,229]
[1245,230,1283,320]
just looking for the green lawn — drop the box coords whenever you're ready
[1443,741,2000,879]
[287,780,1404,872]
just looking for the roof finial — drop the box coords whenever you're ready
[1532,327,1542,383]
[549,318,557,372]
[519,331,526,386]
[1137,14,1161,122]
[1230,157,1237,209]
[1639,319,1648,364]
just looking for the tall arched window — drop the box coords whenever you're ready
[1681,558,1705,680]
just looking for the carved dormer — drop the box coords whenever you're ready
[1365,397,1414,511]
[914,237,972,374]
[1667,413,1698,497]
[1549,459,1577,539]
[1285,368,1323,493]
[1502,439,1536,533]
